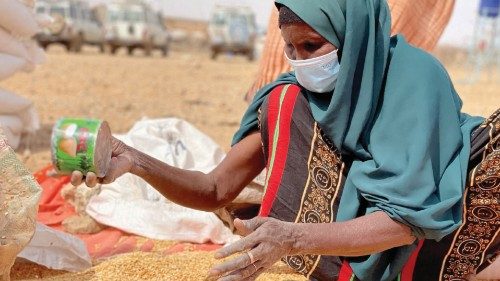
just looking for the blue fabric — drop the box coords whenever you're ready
[232,1,484,280]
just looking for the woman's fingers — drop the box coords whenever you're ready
[85,172,98,187]
[101,156,130,184]
[211,245,268,280]
[240,267,265,281]
[216,260,264,281]
[233,217,267,236]
[215,232,259,259]
[210,251,254,278]
[70,170,84,186]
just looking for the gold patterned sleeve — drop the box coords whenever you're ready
[0,125,41,281]
[244,0,455,102]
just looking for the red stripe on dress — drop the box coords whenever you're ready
[261,85,281,210]
[259,84,301,217]
[265,85,284,164]
[338,260,355,281]
[400,240,425,281]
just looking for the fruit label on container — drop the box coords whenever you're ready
[52,118,101,174]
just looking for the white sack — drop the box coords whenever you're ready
[18,223,92,272]
[23,41,46,72]
[0,0,40,37]
[0,88,40,132]
[0,115,23,149]
[0,89,40,148]
[0,54,28,80]
[0,27,30,59]
[0,88,33,114]
[18,0,35,9]
[87,118,242,244]
[36,14,53,28]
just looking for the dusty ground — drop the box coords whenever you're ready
[2,45,499,171]
[3,45,499,280]
[4,45,257,171]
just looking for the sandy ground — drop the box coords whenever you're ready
[3,45,257,171]
[2,45,499,171]
[3,45,499,280]
[1,46,500,171]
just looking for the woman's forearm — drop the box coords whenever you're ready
[291,211,416,256]
[127,132,265,212]
[129,146,221,210]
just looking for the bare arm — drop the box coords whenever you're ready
[210,212,416,279]
[73,132,265,211]
[291,211,416,256]
[130,132,265,211]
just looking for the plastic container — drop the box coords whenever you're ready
[51,118,112,177]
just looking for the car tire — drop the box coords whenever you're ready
[99,43,106,54]
[110,45,118,55]
[162,44,169,57]
[143,45,152,57]
[247,49,255,62]
[210,48,218,60]
[69,34,83,53]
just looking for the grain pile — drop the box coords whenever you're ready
[11,251,307,281]
[3,44,498,281]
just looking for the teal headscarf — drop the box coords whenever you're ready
[232,0,484,280]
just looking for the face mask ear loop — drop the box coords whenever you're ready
[285,49,339,67]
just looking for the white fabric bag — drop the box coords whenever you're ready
[0,115,23,149]
[86,118,241,244]
[0,54,27,81]
[0,27,29,60]
[0,88,40,132]
[0,89,40,149]
[0,0,40,37]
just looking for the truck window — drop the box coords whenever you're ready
[69,5,77,19]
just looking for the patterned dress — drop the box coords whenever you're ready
[256,84,498,281]
[245,0,455,102]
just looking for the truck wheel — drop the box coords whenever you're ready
[110,45,118,55]
[162,44,169,57]
[247,49,255,61]
[99,43,106,53]
[143,43,152,57]
[69,34,83,53]
[210,49,218,60]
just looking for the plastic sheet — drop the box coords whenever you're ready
[18,223,92,272]
[86,118,262,244]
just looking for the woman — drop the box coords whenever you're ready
[73,1,499,280]
[244,0,455,102]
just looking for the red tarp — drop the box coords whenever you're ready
[34,165,222,259]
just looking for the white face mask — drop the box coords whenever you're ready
[285,49,340,93]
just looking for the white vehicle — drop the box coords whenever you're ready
[208,6,257,61]
[105,3,170,56]
[35,0,105,52]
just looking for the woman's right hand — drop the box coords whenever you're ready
[71,137,135,187]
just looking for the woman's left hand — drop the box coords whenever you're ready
[209,217,300,281]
